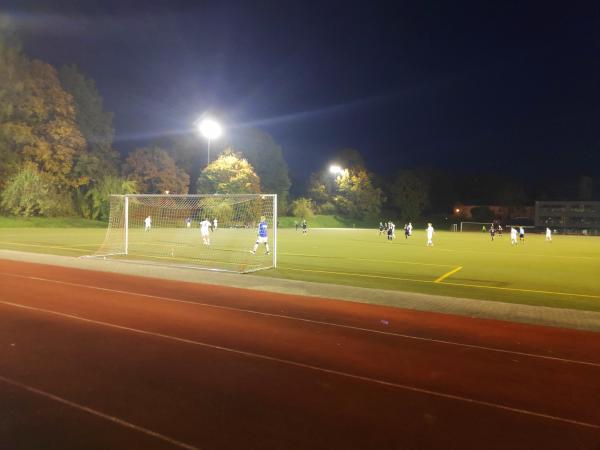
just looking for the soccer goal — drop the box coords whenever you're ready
[459,221,493,232]
[87,194,277,273]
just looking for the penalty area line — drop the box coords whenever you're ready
[279,267,600,299]
[434,266,463,284]
[0,375,199,450]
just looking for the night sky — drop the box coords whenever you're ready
[6,1,600,181]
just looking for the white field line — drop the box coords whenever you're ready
[0,272,598,369]
[278,266,600,299]
[1,299,599,431]
[0,374,199,450]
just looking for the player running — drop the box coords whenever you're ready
[302,219,308,234]
[407,222,413,236]
[546,227,552,242]
[379,222,384,236]
[426,223,435,246]
[251,216,270,255]
[213,218,218,231]
[144,216,152,232]
[489,225,496,241]
[185,217,192,228]
[200,218,211,245]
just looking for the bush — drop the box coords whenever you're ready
[0,164,74,216]
[290,197,314,219]
[318,201,337,215]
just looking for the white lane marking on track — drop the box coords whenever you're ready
[0,271,599,369]
[1,299,599,431]
[0,374,199,450]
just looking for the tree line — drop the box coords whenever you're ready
[1,21,597,224]
[0,25,292,220]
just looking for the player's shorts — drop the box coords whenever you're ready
[201,230,209,237]
[520,233,524,238]
[256,236,268,244]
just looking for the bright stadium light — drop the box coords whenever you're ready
[199,118,222,140]
[197,117,223,166]
[329,165,344,175]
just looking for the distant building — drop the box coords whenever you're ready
[535,201,600,230]
[453,204,534,222]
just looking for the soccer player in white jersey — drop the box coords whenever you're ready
[408,222,413,236]
[426,223,434,246]
[510,227,518,245]
[213,218,218,231]
[144,216,152,232]
[251,216,270,255]
[546,227,552,241]
[200,218,211,245]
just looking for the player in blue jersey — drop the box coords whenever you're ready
[251,216,270,255]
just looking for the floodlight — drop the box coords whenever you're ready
[198,118,222,140]
[329,165,344,175]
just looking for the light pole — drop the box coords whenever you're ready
[197,118,223,166]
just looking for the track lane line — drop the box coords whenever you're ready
[0,375,199,450]
[0,271,598,368]
[1,299,600,431]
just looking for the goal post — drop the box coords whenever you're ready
[459,221,493,232]
[87,194,277,273]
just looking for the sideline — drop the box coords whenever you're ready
[1,250,600,332]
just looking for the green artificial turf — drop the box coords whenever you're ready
[278,215,377,228]
[0,216,107,228]
[0,225,598,312]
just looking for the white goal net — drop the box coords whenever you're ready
[88,194,277,273]
[459,221,494,232]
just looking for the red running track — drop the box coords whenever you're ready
[0,259,599,449]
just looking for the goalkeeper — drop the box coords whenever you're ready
[251,216,270,255]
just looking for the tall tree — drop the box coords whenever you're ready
[389,170,430,221]
[59,64,119,179]
[165,134,204,193]
[197,149,261,194]
[0,41,87,190]
[225,129,291,208]
[332,148,365,170]
[335,168,383,220]
[123,147,189,194]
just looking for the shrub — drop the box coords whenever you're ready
[1,163,74,216]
